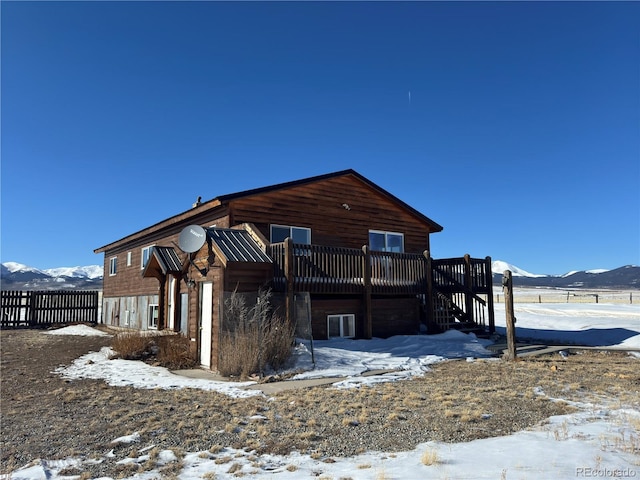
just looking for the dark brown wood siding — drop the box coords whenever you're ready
[228,175,434,254]
[371,297,421,338]
[309,296,421,340]
[101,213,230,298]
[224,263,274,293]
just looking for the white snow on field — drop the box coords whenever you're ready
[45,324,112,337]
[8,301,640,480]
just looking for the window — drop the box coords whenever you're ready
[270,225,311,244]
[327,314,355,338]
[109,256,117,276]
[369,230,404,253]
[126,252,132,267]
[141,245,155,269]
[148,304,159,329]
[123,310,130,327]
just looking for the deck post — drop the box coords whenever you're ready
[362,245,372,339]
[423,251,435,332]
[464,254,473,324]
[284,237,295,328]
[502,270,517,361]
[485,256,495,333]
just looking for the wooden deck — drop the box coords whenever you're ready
[268,239,495,336]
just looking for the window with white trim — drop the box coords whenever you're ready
[270,224,311,244]
[109,256,117,276]
[148,304,159,329]
[126,251,132,267]
[369,230,404,253]
[327,314,355,338]
[141,245,155,269]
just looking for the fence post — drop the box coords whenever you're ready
[28,291,37,327]
[502,270,517,361]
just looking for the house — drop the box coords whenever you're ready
[94,169,494,370]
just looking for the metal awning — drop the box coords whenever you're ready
[142,246,183,279]
[207,228,272,264]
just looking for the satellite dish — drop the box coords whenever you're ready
[178,225,207,253]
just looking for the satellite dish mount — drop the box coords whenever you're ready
[178,225,209,278]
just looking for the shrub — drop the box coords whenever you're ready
[111,331,197,369]
[218,288,295,378]
[111,332,152,360]
[156,335,198,369]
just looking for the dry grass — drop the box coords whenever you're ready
[420,446,439,466]
[218,289,295,378]
[110,331,197,369]
[2,330,639,479]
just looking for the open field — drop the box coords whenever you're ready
[495,287,637,304]
[2,323,639,479]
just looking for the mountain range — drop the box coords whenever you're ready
[1,261,638,291]
[1,262,103,291]
[491,261,639,290]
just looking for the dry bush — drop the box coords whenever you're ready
[156,335,198,369]
[111,331,196,369]
[218,288,295,378]
[111,332,151,360]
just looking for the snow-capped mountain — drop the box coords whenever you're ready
[1,260,637,291]
[1,262,103,290]
[43,265,103,280]
[491,260,546,278]
[491,260,639,289]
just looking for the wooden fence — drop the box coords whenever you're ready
[1,290,99,328]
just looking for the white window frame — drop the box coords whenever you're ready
[109,256,117,276]
[123,310,130,327]
[126,251,132,267]
[141,245,155,269]
[270,224,311,244]
[148,304,159,329]
[369,230,404,253]
[327,314,356,339]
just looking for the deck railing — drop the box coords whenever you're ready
[269,242,427,295]
[429,255,494,332]
[268,240,494,335]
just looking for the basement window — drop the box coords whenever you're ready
[148,304,159,329]
[327,314,355,339]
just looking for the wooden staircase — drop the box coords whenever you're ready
[424,254,495,335]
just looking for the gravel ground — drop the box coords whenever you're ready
[2,328,639,479]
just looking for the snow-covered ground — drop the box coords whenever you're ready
[9,302,640,480]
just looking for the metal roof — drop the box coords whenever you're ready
[207,228,272,263]
[151,246,183,273]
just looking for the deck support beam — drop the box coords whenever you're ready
[362,245,373,339]
[284,237,295,328]
[423,251,435,332]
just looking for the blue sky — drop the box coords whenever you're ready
[2,1,638,275]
